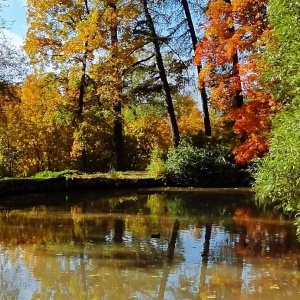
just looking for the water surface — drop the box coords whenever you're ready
[0,188,299,299]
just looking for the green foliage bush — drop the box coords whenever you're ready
[147,145,166,178]
[250,0,300,238]
[164,140,250,187]
[253,0,300,220]
[254,102,300,213]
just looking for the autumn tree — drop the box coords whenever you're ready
[124,93,203,169]
[180,0,211,136]
[139,0,181,147]
[229,0,272,164]
[0,85,23,177]
[194,0,271,164]
[23,0,221,174]
[139,0,211,136]
[19,73,74,175]
[25,0,143,171]
[108,1,124,170]
[0,31,29,176]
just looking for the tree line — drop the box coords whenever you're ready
[0,0,298,210]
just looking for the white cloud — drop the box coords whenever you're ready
[2,29,24,48]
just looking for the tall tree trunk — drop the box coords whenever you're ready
[180,0,212,136]
[73,37,89,172]
[142,0,180,146]
[225,0,243,108]
[113,101,125,171]
[232,52,243,108]
[109,1,125,170]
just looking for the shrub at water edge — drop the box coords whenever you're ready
[163,140,250,187]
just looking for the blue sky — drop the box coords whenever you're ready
[1,0,27,46]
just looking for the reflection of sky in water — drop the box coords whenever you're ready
[0,206,300,299]
[0,224,296,300]
[180,229,204,264]
[160,224,265,299]
[241,262,257,293]
[0,247,40,300]
[161,225,232,299]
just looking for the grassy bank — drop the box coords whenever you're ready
[0,171,163,196]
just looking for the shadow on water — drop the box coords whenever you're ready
[0,188,300,299]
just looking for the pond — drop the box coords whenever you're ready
[0,188,300,300]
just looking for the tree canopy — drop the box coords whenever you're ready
[0,0,298,186]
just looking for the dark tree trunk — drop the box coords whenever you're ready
[181,0,212,136]
[232,52,243,108]
[113,101,125,171]
[225,0,244,108]
[78,71,89,172]
[78,73,85,116]
[73,39,89,173]
[82,147,88,173]
[109,1,125,170]
[142,0,180,146]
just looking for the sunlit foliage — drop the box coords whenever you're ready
[164,140,249,187]
[194,0,271,164]
[254,0,300,220]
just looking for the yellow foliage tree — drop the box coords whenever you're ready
[19,73,74,175]
[124,94,204,169]
[25,0,143,172]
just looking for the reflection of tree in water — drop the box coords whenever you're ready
[114,218,124,243]
[167,219,180,260]
[152,191,300,299]
[0,190,300,299]
[232,208,299,258]
[199,223,211,299]
[71,203,86,243]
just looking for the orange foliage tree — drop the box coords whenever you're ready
[194,0,274,164]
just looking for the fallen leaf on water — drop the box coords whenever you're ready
[270,285,280,289]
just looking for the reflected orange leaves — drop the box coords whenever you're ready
[0,192,300,299]
[232,206,294,260]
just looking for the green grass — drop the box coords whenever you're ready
[73,171,153,179]
[0,170,154,181]
[32,170,78,178]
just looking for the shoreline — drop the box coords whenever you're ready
[0,176,165,196]
[0,174,252,196]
